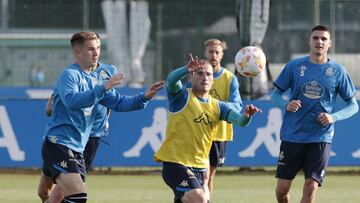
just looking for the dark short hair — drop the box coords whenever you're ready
[70,31,100,47]
[311,25,331,34]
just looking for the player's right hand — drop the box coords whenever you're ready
[104,72,125,90]
[186,53,202,73]
[286,99,301,112]
[144,80,165,100]
[243,104,262,118]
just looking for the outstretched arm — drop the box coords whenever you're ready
[221,103,262,127]
[166,67,188,94]
[144,80,165,99]
[100,80,164,112]
[166,54,202,94]
[58,70,125,109]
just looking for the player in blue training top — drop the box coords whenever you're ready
[154,55,262,203]
[38,62,120,203]
[37,31,164,203]
[271,25,358,203]
[84,62,118,171]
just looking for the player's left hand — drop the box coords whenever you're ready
[144,80,165,100]
[105,72,125,90]
[243,104,262,118]
[317,112,334,126]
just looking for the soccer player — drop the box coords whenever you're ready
[271,25,358,203]
[202,39,242,199]
[154,55,261,203]
[38,62,118,203]
[38,31,163,203]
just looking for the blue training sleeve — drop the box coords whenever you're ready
[166,66,188,94]
[219,101,251,127]
[100,90,149,112]
[330,97,359,123]
[58,69,105,109]
[270,87,288,109]
[228,76,243,113]
[227,110,251,127]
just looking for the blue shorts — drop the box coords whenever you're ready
[41,138,86,183]
[276,141,331,186]
[209,141,227,167]
[84,137,101,172]
[162,162,206,202]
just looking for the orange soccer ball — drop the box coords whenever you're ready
[234,46,266,77]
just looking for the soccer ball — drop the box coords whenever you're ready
[234,46,266,77]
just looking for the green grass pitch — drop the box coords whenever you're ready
[1,169,359,203]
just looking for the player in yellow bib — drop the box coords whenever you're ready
[202,39,242,199]
[154,55,261,203]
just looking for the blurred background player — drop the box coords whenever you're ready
[202,39,242,199]
[38,62,118,203]
[271,25,358,203]
[154,55,261,203]
[37,31,163,203]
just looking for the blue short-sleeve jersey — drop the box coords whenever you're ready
[274,56,356,143]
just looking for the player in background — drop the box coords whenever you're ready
[38,62,118,203]
[154,55,261,203]
[271,25,358,203]
[37,31,163,203]
[202,39,242,199]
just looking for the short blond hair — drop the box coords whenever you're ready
[204,39,227,50]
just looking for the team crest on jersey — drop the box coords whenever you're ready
[299,65,307,77]
[100,70,109,80]
[325,67,334,77]
[209,89,220,100]
[194,113,213,129]
[301,80,324,99]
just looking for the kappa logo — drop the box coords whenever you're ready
[209,89,220,100]
[179,180,189,187]
[194,113,213,129]
[325,67,334,77]
[60,160,67,168]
